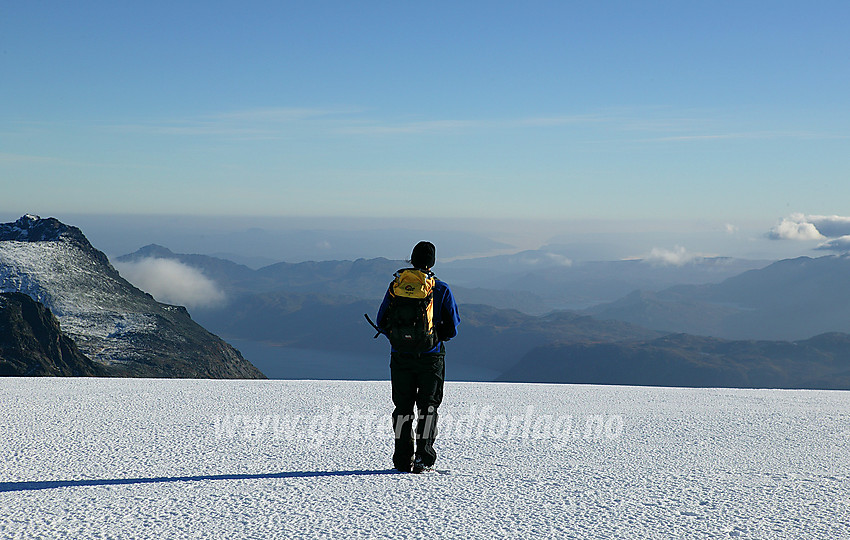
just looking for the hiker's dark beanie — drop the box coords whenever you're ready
[411,241,436,269]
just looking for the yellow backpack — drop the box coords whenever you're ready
[384,269,438,352]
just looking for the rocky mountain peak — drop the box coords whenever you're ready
[1,215,114,271]
[123,244,176,260]
[0,215,79,242]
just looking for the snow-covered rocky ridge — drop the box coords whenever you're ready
[1,378,847,539]
[0,215,263,378]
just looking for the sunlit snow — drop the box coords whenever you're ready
[1,378,847,538]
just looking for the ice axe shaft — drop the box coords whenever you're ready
[363,313,383,338]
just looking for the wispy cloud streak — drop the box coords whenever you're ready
[110,107,356,140]
[0,153,56,163]
[104,106,849,143]
[650,131,848,142]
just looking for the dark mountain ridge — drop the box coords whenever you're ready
[0,292,106,376]
[499,332,850,390]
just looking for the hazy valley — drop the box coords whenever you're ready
[4,215,850,389]
[116,234,850,388]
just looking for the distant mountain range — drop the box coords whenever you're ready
[113,242,850,389]
[500,332,850,389]
[6,214,850,389]
[587,255,850,340]
[440,248,769,311]
[116,244,661,379]
[117,244,550,312]
[0,216,264,378]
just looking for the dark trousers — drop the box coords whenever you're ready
[390,345,445,469]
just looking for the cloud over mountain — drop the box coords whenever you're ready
[644,246,705,266]
[815,235,850,253]
[767,214,826,241]
[114,258,226,309]
[807,215,850,238]
[769,213,850,252]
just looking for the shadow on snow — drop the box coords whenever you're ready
[0,469,401,493]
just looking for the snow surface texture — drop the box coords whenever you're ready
[1,379,848,539]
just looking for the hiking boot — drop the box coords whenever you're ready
[394,457,413,473]
[411,458,432,474]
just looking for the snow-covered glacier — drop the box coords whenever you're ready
[1,378,847,539]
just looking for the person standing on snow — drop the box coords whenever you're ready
[376,241,460,473]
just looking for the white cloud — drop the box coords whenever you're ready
[724,223,739,234]
[114,258,225,309]
[767,214,826,241]
[510,252,573,267]
[815,235,850,253]
[806,215,850,238]
[767,213,850,253]
[644,246,704,266]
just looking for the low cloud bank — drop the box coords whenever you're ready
[815,235,850,253]
[114,258,226,309]
[509,251,573,267]
[769,213,850,252]
[644,246,705,267]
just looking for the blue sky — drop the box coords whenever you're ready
[2,1,849,257]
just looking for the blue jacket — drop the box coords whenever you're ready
[376,275,460,353]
